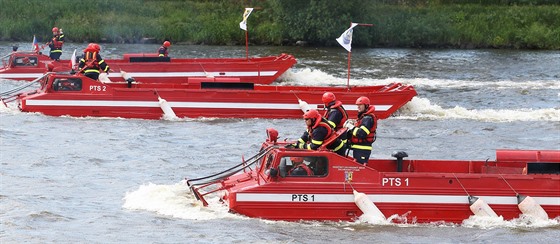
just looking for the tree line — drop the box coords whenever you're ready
[0,0,558,49]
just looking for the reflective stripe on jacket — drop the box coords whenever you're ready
[350,106,377,149]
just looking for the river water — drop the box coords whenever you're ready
[1,43,559,243]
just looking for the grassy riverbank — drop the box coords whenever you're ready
[0,0,559,49]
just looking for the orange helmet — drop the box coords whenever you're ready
[303,109,322,127]
[163,41,171,47]
[52,27,59,33]
[355,96,370,106]
[322,92,336,105]
[303,109,320,119]
[290,157,304,163]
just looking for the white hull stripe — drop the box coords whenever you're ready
[0,73,45,79]
[236,193,560,205]
[121,71,278,78]
[0,71,278,79]
[24,100,392,112]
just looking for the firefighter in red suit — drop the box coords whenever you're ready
[346,96,377,165]
[293,109,346,156]
[48,27,65,60]
[288,157,313,176]
[78,43,110,81]
[158,41,171,57]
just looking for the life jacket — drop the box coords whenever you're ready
[350,106,377,145]
[308,122,334,144]
[307,122,345,153]
[323,100,348,130]
[51,35,64,49]
[158,46,168,57]
[83,51,100,70]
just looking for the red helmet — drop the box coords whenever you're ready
[84,43,93,52]
[52,27,59,33]
[92,43,101,52]
[303,109,320,119]
[303,109,322,127]
[163,41,171,47]
[322,92,336,105]
[355,96,370,106]
[290,157,304,163]
[85,43,100,52]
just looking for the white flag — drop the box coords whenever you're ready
[239,8,254,31]
[71,49,77,69]
[336,23,358,52]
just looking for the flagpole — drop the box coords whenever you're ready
[239,8,254,61]
[343,22,374,91]
[347,51,351,91]
[245,30,249,60]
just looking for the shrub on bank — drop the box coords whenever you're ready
[0,0,558,49]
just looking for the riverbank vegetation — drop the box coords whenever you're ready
[1,0,558,49]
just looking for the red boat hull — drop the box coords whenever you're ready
[15,73,417,119]
[227,174,560,223]
[191,139,560,223]
[0,52,296,84]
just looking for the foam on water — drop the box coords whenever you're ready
[0,101,22,115]
[279,69,560,90]
[356,214,392,225]
[341,214,560,229]
[396,97,560,122]
[122,181,240,220]
[462,215,560,229]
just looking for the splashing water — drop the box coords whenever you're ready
[396,97,560,122]
[122,181,238,220]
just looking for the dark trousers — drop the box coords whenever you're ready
[49,52,62,60]
[353,149,371,164]
[84,72,100,80]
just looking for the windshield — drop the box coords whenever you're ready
[278,155,329,178]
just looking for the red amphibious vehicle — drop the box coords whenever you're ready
[187,129,560,223]
[1,72,417,120]
[0,51,296,84]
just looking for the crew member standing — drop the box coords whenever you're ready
[322,92,349,145]
[293,109,346,156]
[346,96,377,165]
[78,43,110,80]
[48,27,65,60]
[158,41,171,57]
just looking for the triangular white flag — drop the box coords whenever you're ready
[336,23,359,52]
[239,8,254,31]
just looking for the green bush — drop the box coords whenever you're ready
[0,0,558,49]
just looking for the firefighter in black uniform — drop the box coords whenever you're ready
[322,92,349,145]
[78,43,110,81]
[346,96,377,165]
[293,109,346,156]
[158,41,171,57]
[48,27,65,60]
